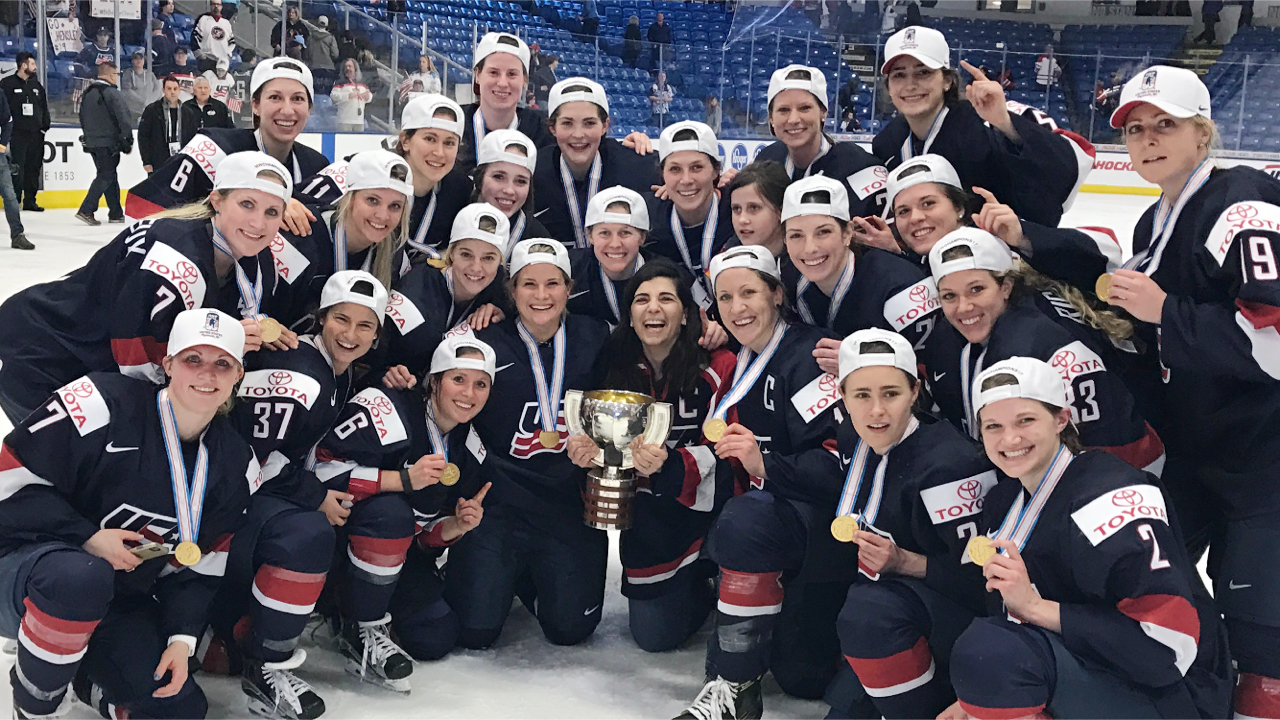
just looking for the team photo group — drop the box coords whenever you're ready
[0,16,1274,720]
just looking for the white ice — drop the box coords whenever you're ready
[0,193,1154,719]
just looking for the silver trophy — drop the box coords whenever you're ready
[564,390,673,530]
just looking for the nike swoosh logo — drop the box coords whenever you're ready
[841,455,852,465]
[1228,581,1252,590]
[568,290,590,299]
[494,363,515,373]
[583,605,600,616]
[534,208,550,217]
[932,372,946,382]
[105,442,139,453]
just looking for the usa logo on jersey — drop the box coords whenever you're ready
[509,402,567,458]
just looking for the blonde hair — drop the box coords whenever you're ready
[150,170,289,221]
[1001,263,1134,341]
[1190,115,1222,154]
[335,189,411,292]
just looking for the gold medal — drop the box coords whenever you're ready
[830,515,858,543]
[703,418,728,442]
[427,257,448,269]
[258,317,283,343]
[539,430,560,449]
[967,536,997,567]
[1094,273,1113,303]
[174,541,202,567]
[440,462,460,486]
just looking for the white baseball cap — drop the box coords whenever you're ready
[585,186,650,231]
[509,237,572,278]
[548,77,609,118]
[974,356,1069,415]
[927,227,1014,282]
[344,150,413,200]
[1110,65,1212,128]
[451,202,511,253]
[473,32,531,74]
[884,153,963,214]
[214,151,293,203]
[658,120,719,162]
[782,175,851,222]
[709,245,781,287]
[250,56,314,100]
[838,328,918,386]
[429,333,498,379]
[401,93,464,137]
[168,308,245,364]
[476,128,538,173]
[320,270,390,325]
[215,57,229,71]
[767,64,828,111]
[881,26,950,75]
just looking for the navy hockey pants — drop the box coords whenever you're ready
[388,548,460,661]
[627,569,715,653]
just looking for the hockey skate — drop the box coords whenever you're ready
[674,676,763,720]
[243,648,325,720]
[336,614,413,694]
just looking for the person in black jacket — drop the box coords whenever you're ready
[0,87,30,249]
[138,76,198,174]
[622,16,642,68]
[0,52,51,212]
[77,62,133,226]
[183,76,234,130]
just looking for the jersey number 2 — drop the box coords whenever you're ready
[1137,523,1171,570]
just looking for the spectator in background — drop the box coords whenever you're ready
[184,76,234,130]
[997,65,1015,90]
[580,0,600,38]
[400,54,441,105]
[623,16,642,68]
[203,57,235,102]
[1239,0,1254,28]
[529,42,545,75]
[76,62,132,227]
[120,50,162,122]
[156,0,180,43]
[193,0,235,73]
[0,51,50,212]
[272,5,310,58]
[705,94,722,134]
[532,54,558,108]
[230,49,257,127]
[1195,0,1223,43]
[0,81,31,249]
[648,70,673,128]
[170,47,197,101]
[1033,44,1062,89]
[648,11,673,65]
[310,15,341,92]
[334,20,367,63]
[220,0,239,20]
[330,58,373,132]
[149,20,178,77]
[76,27,115,75]
[838,74,860,119]
[137,76,197,173]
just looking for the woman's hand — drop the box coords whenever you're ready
[82,528,144,571]
[971,186,1027,252]
[715,424,766,479]
[445,482,491,538]
[282,198,316,237]
[466,303,505,330]
[382,365,417,390]
[152,640,190,698]
[718,167,739,189]
[698,311,728,350]
[851,215,900,254]
[853,531,927,578]
[241,318,263,353]
[651,183,671,201]
[621,132,655,155]
[320,490,353,526]
[629,436,668,476]
[565,433,599,469]
[812,338,841,376]
[261,325,300,352]
[985,540,1060,631]
[1105,270,1167,324]
[401,454,447,491]
[960,61,1017,141]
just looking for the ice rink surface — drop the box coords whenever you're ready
[0,192,1154,719]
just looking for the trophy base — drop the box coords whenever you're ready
[583,466,636,531]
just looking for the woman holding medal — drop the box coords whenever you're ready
[566,258,737,652]
[674,245,843,719]
[822,329,995,720]
[472,128,549,248]
[0,308,255,720]
[315,334,495,679]
[448,238,610,649]
[0,151,292,425]
[938,357,1230,720]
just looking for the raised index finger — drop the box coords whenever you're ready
[960,60,988,82]
[472,482,492,503]
[971,186,998,204]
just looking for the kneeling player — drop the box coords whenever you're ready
[0,309,256,720]
[943,358,1231,719]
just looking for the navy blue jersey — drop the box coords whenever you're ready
[403,171,474,264]
[755,138,887,216]
[1020,222,1124,293]
[533,138,661,247]
[125,128,330,218]
[458,104,555,172]
[0,218,276,415]
[0,373,258,640]
[565,248,644,326]
[645,192,736,306]
[976,451,1230,717]
[872,102,1093,228]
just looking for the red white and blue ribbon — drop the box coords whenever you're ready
[785,136,831,179]
[254,130,303,182]
[708,321,788,423]
[599,254,645,324]
[670,201,719,308]
[473,108,519,145]
[424,397,451,464]
[960,343,989,440]
[560,153,603,248]
[406,187,441,260]
[516,319,567,438]
[795,251,856,329]
[991,444,1074,553]
[157,389,210,550]
[212,224,265,319]
[833,416,920,527]
[900,107,949,163]
[508,210,527,255]
[1122,159,1213,276]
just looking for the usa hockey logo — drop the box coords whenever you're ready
[101,504,179,545]
[510,402,567,458]
[1142,69,1158,89]
[901,28,917,48]
[204,312,220,332]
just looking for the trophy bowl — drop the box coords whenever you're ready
[564,390,672,531]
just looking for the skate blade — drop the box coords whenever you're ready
[343,663,411,694]
[245,696,297,720]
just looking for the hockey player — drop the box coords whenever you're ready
[471,128,549,248]
[0,151,293,424]
[781,175,942,377]
[314,334,496,681]
[385,94,473,264]
[125,57,328,231]
[824,329,995,719]
[753,64,887,214]
[566,259,737,651]
[444,239,611,649]
[941,357,1231,719]
[674,245,842,720]
[926,228,1165,473]
[533,78,661,248]
[567,186,650,326]
[1099,65,1280,717]
[872,26,1094,227]
[0,308,256,720]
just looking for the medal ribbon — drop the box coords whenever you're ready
[795,251,856,328]
[156,389,211,550]
[407,187,440,260]
[516,320,567,437]
[254,130,302,182]
[599,254,645,324]
[784,136,831,180]
[424,398,451,464]
[834,416,921,524]
[442,268,479,330]
[959,343,988,440]
[508,210,527,255]
[900,106,949,163]
[991,445,1074,552]
[560,153,603,248]
[332,217,349,272]
[670,201,719,303]
[472,108,519,145]
[1122,159,1213,276]
[211,224,265,319]
[708,321,788,422]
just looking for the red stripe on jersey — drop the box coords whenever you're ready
[626,538,703,580]
[1117,594,1200,642]
[1235,672,1280,719]
[209,533,233,553]
[703,348,738,406]
[1098,422,1165,471]
[1076,226,1118,245]
[844,637,934,693]
[675,450,706,508]
[20,598,99,658]
[110,336,167,368]
[1238,300,1280,331]
[958,701,1048,720]
[0,444,22,472]
[348,535,411,568]
[1055,128,1097,159]
[719,569,783,610]
[253,565,326,606]
[346,471,380,502]
[420,521,458,549]
[125,192,165,220]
